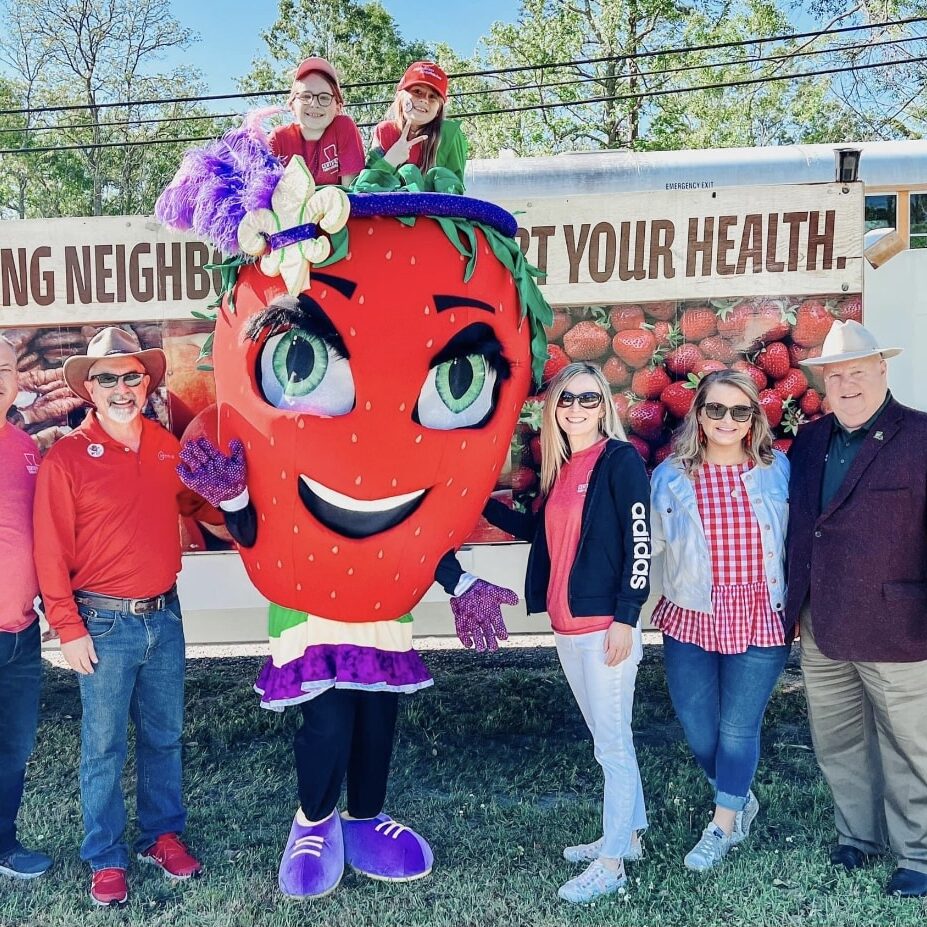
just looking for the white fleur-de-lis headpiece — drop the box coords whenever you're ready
[236,156,351,296]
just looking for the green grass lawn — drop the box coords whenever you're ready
[2,645,924,927]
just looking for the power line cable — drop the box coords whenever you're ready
[2,52,923,155]
[4,31,923,137]
[0,14,923,117]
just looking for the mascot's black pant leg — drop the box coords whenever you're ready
[294,689,399,821]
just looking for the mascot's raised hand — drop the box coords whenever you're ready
[177,437,247,507]
[451,579,518,652]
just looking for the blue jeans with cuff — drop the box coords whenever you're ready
[663,634,788,812]
[76,595,187,871]
[0,620,42,854]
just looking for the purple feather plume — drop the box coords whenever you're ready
[156,117,284,255]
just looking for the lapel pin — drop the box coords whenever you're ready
[873,431,884,441]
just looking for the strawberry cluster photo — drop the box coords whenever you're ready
[509,293,862,510]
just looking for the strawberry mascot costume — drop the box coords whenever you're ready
[156,118,550,898]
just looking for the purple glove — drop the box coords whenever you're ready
[450,579,518,653]
[177,436,247,506]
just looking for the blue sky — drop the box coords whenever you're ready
[168,0,522,95]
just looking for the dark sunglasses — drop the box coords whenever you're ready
[557,391,604,409]
[89,371,146,388]
[703,401,754,423]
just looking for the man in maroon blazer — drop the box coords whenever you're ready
[786,320,927,898]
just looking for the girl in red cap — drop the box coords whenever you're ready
[269,57,365,186]
[366,61,467,185]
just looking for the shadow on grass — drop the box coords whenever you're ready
[2,645,924,927]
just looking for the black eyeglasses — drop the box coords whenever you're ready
[557,391,604,409]
[89,372,146,389]
[703,401,754,423]
[293,92,334,106]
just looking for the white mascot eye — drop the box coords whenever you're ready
[417,354,496,430]
[259,329,355,416]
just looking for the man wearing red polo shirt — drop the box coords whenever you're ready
[34,328,220,907]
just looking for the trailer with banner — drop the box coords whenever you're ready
[2,140,924,641]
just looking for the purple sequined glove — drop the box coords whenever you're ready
[450,579,518,653]
[177,436,247,506]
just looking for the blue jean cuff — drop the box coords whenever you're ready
[714,789,749,812]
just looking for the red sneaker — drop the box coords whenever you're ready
[138,833,203,880]
[90,867,128,906]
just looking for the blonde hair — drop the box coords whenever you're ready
[539,362,626,494]
[388,89,445,172]
[672,369,775,475]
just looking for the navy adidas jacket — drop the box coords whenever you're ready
[483,439,652,626]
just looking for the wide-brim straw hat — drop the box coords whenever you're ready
[799,319,902,367]
[63,326,166,402]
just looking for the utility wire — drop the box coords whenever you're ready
[4,32,923,137]
[2,52,923,156]
[0,14,923,117]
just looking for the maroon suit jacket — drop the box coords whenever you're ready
[785,397,927,662]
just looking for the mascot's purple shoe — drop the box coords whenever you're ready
[278,811,344,899]
[342,813,433,882]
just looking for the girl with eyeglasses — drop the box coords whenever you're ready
[366,61,467,185]
[650,369,791,871]
[268,57,365,186]
[480,362,652,904]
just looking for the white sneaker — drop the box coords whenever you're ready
[684,824,732,872]
[557,859,627,904]
[563,834,644,863]
[731,790,759,846]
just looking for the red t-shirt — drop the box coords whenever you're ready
[33,412,221,643]
[268,116,365,184]
[544,439,613,635]
[0,424,40,632]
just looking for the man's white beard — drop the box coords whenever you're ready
[103,401,141,424]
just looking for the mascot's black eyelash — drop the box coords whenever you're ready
[246,296,350,359]
[431,323,511,382]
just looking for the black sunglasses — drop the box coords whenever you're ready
[89,371,146,388]
[557,391,604,409]
[703,401,754,423]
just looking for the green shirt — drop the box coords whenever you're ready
[820,392,891,509]
[365,119,468,186]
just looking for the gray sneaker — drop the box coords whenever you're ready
[731,790,759,846]
[0,844,53,880]
[684,824,732,872]
[558,859,627,904]
[563,834,644,863]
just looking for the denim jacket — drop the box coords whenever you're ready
[650,450,789,614]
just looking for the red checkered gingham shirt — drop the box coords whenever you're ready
[652,461,785,653]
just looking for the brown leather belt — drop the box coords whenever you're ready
[74,585,177,616]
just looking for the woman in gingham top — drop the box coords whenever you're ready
[650,369,791,872]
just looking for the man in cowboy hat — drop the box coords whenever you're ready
[33,327,221,907]
[786,319,927,897]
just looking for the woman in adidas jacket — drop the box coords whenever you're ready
[482,361,651,905]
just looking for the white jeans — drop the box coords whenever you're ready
[554,626,647,859]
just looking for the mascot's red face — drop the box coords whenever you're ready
[212,216,533,620]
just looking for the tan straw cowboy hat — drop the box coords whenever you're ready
[799,319,902,367]
[63,327,166,402]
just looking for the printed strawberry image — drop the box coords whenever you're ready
[628,399,665,441]
[602,356,632,388]
[563,316,611,360]
[754,342,790,380]
[544,310,571,342]
[543,344,571,382]
[661,380,695,419]
[679,306,717,343]
[732,359,768,392]
[612,328,657,369]
[664,343,704,377]
[792,299,833,347]
[609,305,645,331]
[758,389,784,429]
[210,215,539,621]
[631,365,671,400]
[642,300,676,321]
[699,335,735,364]
[773,367,809,401]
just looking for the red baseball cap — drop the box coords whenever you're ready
[294,57,343,98]
[397,61,448,100]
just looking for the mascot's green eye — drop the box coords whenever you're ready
[259,330,355,415]
[417,354,496,430]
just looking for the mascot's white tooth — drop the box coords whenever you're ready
[300,475,424,513]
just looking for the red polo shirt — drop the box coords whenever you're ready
[268,117,364,184]
[33,412,221,643]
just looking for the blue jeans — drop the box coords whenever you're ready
[76,595,187,871]
[663,635,788,811]
[0,620,42,854]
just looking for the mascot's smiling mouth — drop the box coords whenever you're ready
[298,475,428,539]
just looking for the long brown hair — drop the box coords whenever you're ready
[672,369,775,475]
[388,90,445,172]
[539,362,626,494]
